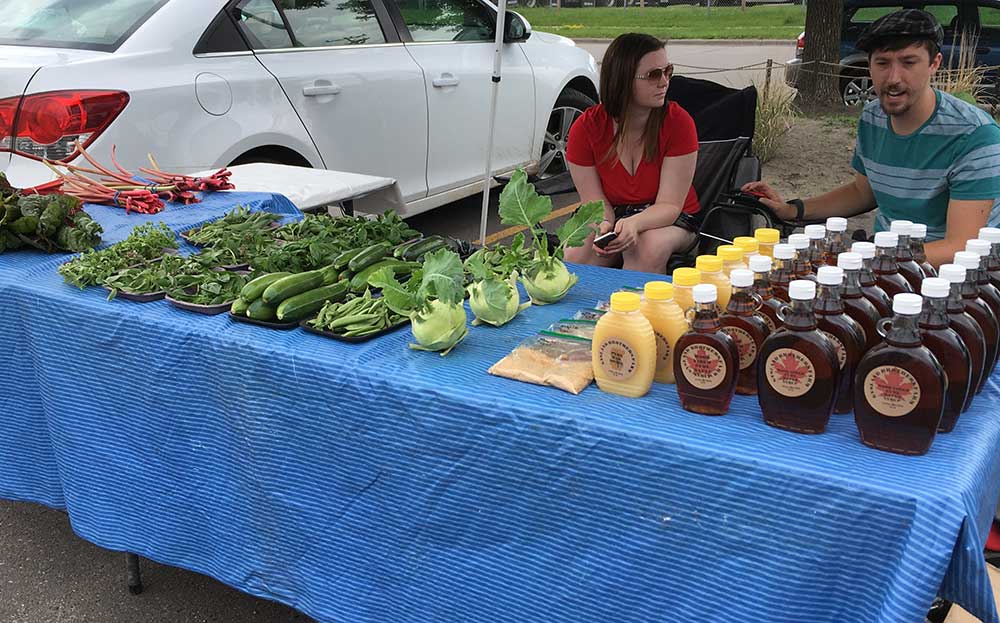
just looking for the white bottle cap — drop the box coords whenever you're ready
[852,241,876,259]
[816,266,844,285]
[890,220,913,236]
[788,233,810,249]
[921,277,950,299]
[749,254,773,272]
[954,251,983,270]
[804,224,826,240]
[693,283,718,304]
[892,292,923,315]
[966,239,992,257]
[730,268,754,288]
[874,231,899,248]
[826,217,848,232]
[837,252,863,270]
[788,279,816,300]
[979,227,1000,243]
[938,263,967,284]
[911,223,928,239]
[773,243,796,260]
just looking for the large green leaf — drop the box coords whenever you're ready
[556,200,604,251]
[463,249,493,281]
[498,169,552,229]
[368,267,418,315]
[418,248,465,305]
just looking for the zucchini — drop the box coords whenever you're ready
[230,298,250,316]
[393,237,425,259]
[276,281,350,321]
[262,269,326,305]
[246,299,277,321]
[348,241,392,272]
[319,265,340,285]
[402,236,448,261]
[332,248,361,270]
[240,272,292,302]
[350,259,420,292]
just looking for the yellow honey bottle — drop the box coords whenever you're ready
[755,228,780,258]
[697,255,732,311]
[672,267,701,313]
[717,245,748,277]
[733,236,760,265]
[592,292,657,398]
[640,281,689,384]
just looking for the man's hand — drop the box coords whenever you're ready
[741,182,797,220]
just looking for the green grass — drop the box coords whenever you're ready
[516,6,805,40]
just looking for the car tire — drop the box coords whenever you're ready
[539,87,596,180]
[840,66,875,107]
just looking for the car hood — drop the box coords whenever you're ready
[528,31,577,47]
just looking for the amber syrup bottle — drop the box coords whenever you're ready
[750,254,783,333]
[757,280,841,433]
[871,231,914,298]
[822,217,849,267]
[889,220,927,291]
[674,284,740,415]
[854,293,946,456]
[909,223,937,277]
[918,278,971,432]
[770,243,797,303]
[963,242,1000,336]
[852,241,893,318]
[979,227,1000,291]
[837,252,882,353]
[954,250,1000,371]
[939,264,987,402]
[804,224,828,271]
[721,269,771,396]
[788,233,817,281]
[815,266,867,414]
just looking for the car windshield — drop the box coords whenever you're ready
[0,0,168,52]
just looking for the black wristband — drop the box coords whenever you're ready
[787,198,805,221]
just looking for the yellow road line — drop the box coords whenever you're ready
[475,201,582,246]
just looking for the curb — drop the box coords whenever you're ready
[572,38,796,45]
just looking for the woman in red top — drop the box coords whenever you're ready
[564,33,700,273]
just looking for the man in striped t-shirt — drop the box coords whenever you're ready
[744,9,1000,267]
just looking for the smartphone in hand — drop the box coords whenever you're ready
[593,231,618,249]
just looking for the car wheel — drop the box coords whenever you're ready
[539,88,595,180]
[841,67,875,107]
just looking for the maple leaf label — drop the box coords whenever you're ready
[722,326,758,370]
[597,339,638,380]
[863,366,921,417]
[679,344,726,390]
[764,348,816,398]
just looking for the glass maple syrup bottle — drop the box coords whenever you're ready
[674,284,740,415]
[749,254,783,333]
[872,231,914,298]
[979,227,1000,291]
[770,243,797,303]
[854,293,946,456]
[720,269,771,396]
[918,277,971,432]
[963,241,1000,329]
[954,250,1000,370]
[852,241,892,318]
[909,223,936,278]
[939,263,988,402]
[837,252,882,352]
[788,234,817,281]
[822,217,849,267]
[815,266,867,414]
[804,224,828,270]
[757,280,841,434]
[889,220,927,291]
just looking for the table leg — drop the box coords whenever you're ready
[126,552,143,595]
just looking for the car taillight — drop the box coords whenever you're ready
[7,90,128,162]
[797,33,805,49]
[0,96,17,151]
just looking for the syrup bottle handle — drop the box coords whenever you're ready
[876,317,893,338]
[776,304,791,323]
[750,292,764,313]
[684,308,696,328]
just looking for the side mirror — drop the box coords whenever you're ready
[503,11,531,43]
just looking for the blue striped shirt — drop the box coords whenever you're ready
[851,90,1000,240]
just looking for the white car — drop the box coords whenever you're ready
[0,0,598,216]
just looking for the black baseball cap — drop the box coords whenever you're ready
[856,9,944,53]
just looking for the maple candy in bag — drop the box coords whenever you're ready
[488,333,594,394]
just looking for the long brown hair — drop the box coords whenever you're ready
[599,33,669,165]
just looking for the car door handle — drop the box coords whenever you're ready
[303,83,341,96]
[432,74,460,88]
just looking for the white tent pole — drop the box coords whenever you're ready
[478,0,507,246]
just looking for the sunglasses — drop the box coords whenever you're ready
[635,64,674,82]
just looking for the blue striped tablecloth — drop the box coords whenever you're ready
[1,195,1000,623]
